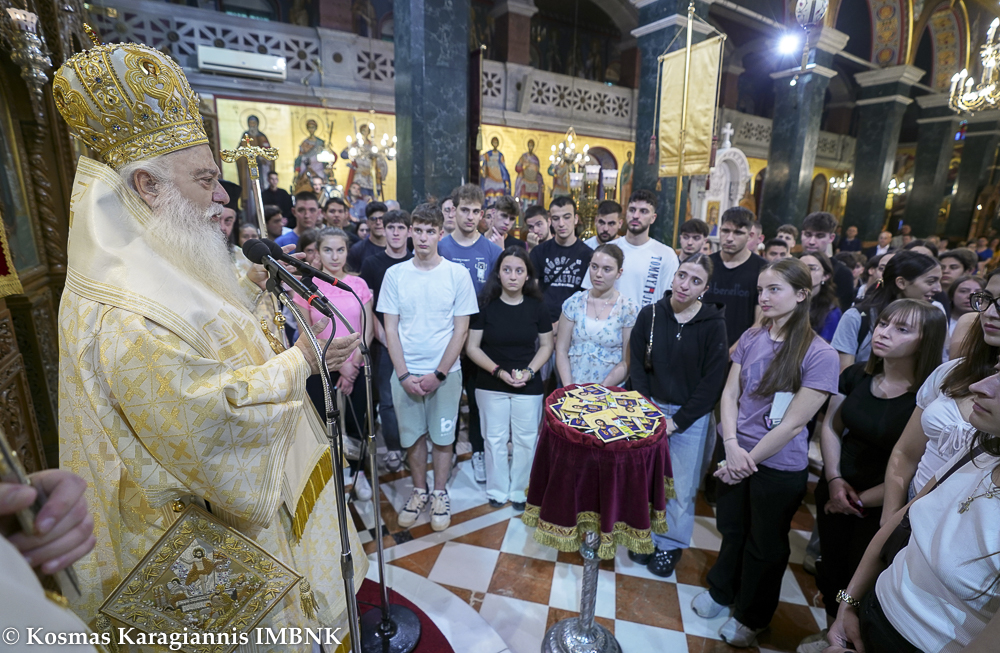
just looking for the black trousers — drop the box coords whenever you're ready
[707,464,808,629]
[307,371,369,473]
[815,479,885,618]
[461,355,484,454]
[859,589,923,653]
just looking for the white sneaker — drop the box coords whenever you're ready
[796,629,830,653]
[430,490,451,532]
[384,450,403,472]
[719,617,765,648]
[353,471,372,501]
[396,488,429,528]
[691,590,728,619]
[471,452,486,484]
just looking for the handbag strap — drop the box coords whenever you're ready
[645,304,656,362]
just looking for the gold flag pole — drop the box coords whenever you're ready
[671,0,696,250]
[222,134,279,230]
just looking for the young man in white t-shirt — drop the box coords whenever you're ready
[378,203,479,532]
[584,189,679,308]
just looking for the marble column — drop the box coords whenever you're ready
[393,0,471,208]
[491,0,537,66]
[631,0,712,245]
[758,28,847,237]
[841,66,922,240]
[946,112,1000,242]
[902,94,959,238]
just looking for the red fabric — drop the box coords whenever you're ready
[357,578,454,653]
[525,385,673,544]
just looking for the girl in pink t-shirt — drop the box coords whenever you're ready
[294,228,375,498]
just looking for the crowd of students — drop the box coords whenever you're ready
[223,187,1000,652]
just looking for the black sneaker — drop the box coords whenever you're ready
[627,550,654,565]
[488,498,505,508]
[511,501,526,512]
[647,548,682,578]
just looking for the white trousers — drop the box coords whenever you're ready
[475,389,544,503]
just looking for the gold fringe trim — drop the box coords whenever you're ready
[665,476,676,500]
[0,274,23,299]
[291,452,334,542]
[521,504,669,560]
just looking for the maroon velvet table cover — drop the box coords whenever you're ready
[521,385,674,559]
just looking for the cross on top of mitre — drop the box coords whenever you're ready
[221,134,279,180]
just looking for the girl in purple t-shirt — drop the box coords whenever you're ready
[692,258,840,647]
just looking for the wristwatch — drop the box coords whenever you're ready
[434,370,447,382]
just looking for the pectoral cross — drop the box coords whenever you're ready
[221,134,279,228]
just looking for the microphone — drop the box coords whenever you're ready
[242,239,337,320]
[261,238,354,292]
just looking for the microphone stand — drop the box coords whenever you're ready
[262,265,362,650]
[294,274,422,653]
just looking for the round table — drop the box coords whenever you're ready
[521,385,675,653]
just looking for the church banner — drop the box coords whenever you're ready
[657,35,724,178]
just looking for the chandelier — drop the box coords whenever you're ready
[949,18,1000,113]
[548,127,591,169]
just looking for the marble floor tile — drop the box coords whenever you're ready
[487,552,557,604]
[547,562,616,619]
[615,619,690,652]
[452,520,510,550]
[386,542,444,578]
[691,515,724,551]
[756,601,824,652]
[615,573,684,631]
[427,542,501,592]
[479,594,550,653]
[499,516,560,562]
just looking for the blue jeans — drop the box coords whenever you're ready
[374,340,400,451]
[652,403,712,552]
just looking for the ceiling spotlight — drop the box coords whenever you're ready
[778,33,801,55]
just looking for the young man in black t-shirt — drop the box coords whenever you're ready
[801,211,856,312]
[529,197,593,330]
[702,207,765,350]
[359,209,413,473]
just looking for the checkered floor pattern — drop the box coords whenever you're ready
[347,453,828,653]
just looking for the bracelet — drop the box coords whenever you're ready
[828,476,844,483]
[527,367,536,380]
[723,437,738,443]
[398,372,411,382]
[836,589,861,609]
[492,365,502,378]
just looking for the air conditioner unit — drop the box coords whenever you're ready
[197,45,287,81]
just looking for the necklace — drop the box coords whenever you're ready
[958,472,1000,514]
[588,291,616,320]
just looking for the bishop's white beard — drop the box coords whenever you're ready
[147,184,253,312]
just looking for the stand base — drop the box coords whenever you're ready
[542,618,621,653]
[359,604,422,653]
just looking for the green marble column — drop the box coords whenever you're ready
[841,66,923,240]
[631,0,711,244]
[902,94,958,238]
[758,28,847,237]
[394,0,471,207]
[946,112,1000,241]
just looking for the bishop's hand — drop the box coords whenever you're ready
[1,470,95,574]
[294,318,361,376]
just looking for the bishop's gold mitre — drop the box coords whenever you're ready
[52,38,208,170]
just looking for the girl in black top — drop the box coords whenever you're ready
[814,299,946,631]
[466,247,554,510]
[628,254,729,577]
